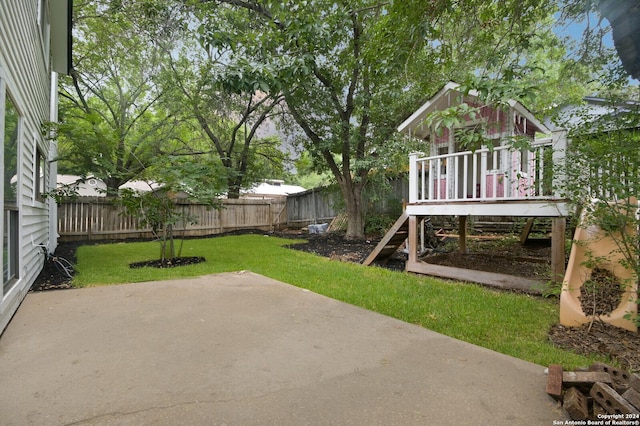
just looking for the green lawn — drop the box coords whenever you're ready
[74,234,607,369]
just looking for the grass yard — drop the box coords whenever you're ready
[74,234,608,369]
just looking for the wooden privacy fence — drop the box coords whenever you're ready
[286,187,339,227]
[58,197,287,242]
[285,178,410,228]
[58,187,550,241]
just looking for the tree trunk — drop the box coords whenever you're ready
[227,184,241,199]
[340,182,366,240]
[168,224,175,259]
[225,172,243,199]
[104,176,126,196]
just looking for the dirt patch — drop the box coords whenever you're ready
[422,252,550,279]
[30,230,639,372]
[419,237,553,279]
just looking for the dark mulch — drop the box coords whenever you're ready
[281,231,407,271]
[422,252,550,279]
[130,257,206,269]
[29,229,639,372]
[30,241,79,291]
[421,237,553,280]
[579,267,626,317]
[549,321,640,373]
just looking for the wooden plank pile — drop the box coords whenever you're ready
[547,362,640,421]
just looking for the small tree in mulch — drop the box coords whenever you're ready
[120,157,225,266]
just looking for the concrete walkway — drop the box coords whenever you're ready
[0,271,566,425]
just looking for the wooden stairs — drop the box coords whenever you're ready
[362,212,410,266]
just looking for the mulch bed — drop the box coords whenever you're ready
[30,229,640,372]
[549,321,640,373]
[129,257,206,268]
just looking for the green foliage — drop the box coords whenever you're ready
[60,0,626,242]
[159,33,288,198]
[541,280,564,298]
[55,0,187,193]
[558,1,630,88]
[291,152,333,188]
[364,213,395,237]
[58,1,291,199]
[190,0,572,238]
[193,2,393,235]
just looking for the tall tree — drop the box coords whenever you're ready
[56,0,184,194]
[160,39,287,198]
[192,0,563,239]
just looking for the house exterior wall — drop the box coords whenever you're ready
[0,1,64,333]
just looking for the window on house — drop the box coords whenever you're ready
[520,148,530,175]
[35,146,46,202]
[39,0,50,50]
[437,145,448,175]
[3,93,20,291]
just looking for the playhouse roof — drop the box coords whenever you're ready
[397,81,550,139]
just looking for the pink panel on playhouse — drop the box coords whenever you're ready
[485,174,505,198]
[434,178,448,199]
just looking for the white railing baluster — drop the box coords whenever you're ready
[538,147,545,196]
[428,158,434,201]
[472,152,478,199]
[492,149,499,198]
[463,154,468,200]
[454,156,459,200]
[533,147,539,196]
[421,159,427,201]
[509,149,515,198]
[436,157,442,200]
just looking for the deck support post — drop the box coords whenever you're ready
[458,215,467,254]
[520,218,535,245]
[408,215,418,265]
[551,217,566,283]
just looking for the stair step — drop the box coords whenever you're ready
[363,212,410,266]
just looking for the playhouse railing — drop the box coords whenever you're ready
[408,138,561,204]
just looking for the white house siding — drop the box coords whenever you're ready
[0,1,66,333]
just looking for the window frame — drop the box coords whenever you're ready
[2,88,21,291]
[37,0,51,68]
[34,135,46,204]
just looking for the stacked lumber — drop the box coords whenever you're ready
[547,362,640,422]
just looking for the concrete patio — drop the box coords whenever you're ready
[0,271,566,425]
